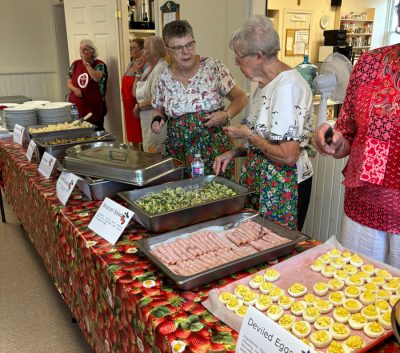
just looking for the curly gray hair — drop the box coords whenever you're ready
[229,15,280,60]
[80,39,99,59]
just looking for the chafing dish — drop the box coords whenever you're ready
[135,212,305,289]
[27,121,96,139]
[76,176,134,201]
[33,131,115,161]
[118,175,251,233]
[63,142,184,186]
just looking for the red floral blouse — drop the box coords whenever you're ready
[336,44,400,233]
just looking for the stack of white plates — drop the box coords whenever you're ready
[23,100,51,106]
[0,103,20,126]
[3,106,38,131]
[37,103,72,124]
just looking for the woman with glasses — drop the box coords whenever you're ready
[121,38,144,145]
[312,1,400,267]
[67,39,108,130]
[151,20,247,177]
[214,16,314,231]
[133,36,168,153]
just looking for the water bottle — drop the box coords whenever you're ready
[70,104,79,120]
[191,154,204,178]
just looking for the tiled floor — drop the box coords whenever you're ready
[0,191,92,353]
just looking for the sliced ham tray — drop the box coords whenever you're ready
[135,212,306,290]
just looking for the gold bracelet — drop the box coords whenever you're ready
[223,109,231,120]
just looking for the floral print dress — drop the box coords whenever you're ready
[152,56,236,178]
[241,70,313,229]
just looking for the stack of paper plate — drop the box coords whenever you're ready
[23,100,51,106]
[0,103,20,126]
[37,104,72,124]
[3,106,38,131]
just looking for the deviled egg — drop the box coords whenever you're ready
[348,313,367,330]
[264,268,280,282]
[259,281,276,295]
[334,270,349,281]
[291,301,307,316]
[310,330,333,349]
[375,268,392,280]
[375,298,390,313]
[390,295,400,308]
[255,294,272,311]
[303,293,317,306]
[349,254,363,267]
[226,297,243,311]
[330,322,350,340]
[343,264,357,275]
[342,251,352,263]
[344,286,360,299]
[382,279,400,292]
[288,282,307,298]
[362,282,379,293]
[361,304,379,321]
[311,258,325,272]
[331,258,345,270]
[345,274,363,287]
[303,306,321,323]
[329,291,345,307]
[291,320,311,338]
[343,298,362,314]
[242,290,258,306]
[333,306,350,323]
[328,278,345,291]
[359,290,376,305]
[235,305,248,317]
[328,248,342,258]
[234,284,250,299]
[319,253,333,264]
[314,315,334,330]
[376,289,391,301]
[314,299,333,314]
[314,282,329,296]
[278,313,296,330]
[327,341,345,353]
[361,263,375,276]
[368,276,386,287]
[269,287,285,302]
[219,291,235,304]
[249,274,264,289]
[343,335,366,353]
[278,295,294,310]
[363,321,384,338]
[266,304,284,321]
[378,310,392,330]
[322,265,336,278]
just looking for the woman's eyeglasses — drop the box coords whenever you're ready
[234,52,256,65]
[168,40,196,54]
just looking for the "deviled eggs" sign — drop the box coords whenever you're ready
[236,306,316,353]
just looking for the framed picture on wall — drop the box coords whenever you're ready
[160,1,180,28]
[285,29,310,56]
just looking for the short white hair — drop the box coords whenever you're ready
[229,15,280,60]
[80,39,99,59]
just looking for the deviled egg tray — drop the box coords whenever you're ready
[203,238,400,353]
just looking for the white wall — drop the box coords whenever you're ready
[0,0,62,101]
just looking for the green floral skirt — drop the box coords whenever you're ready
[165,112,234,179]
[239,148,298,229]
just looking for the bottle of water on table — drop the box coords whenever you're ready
[191,154,204,178]
[70,104,79,121]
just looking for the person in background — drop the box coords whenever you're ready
[214,16,314,231]
[312,2,400,267]
[133,36,168,153]
[67,39,108,130]
[121,38,144,147]
[151,20,247,177]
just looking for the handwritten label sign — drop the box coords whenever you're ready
[38,152,57,179]
[56,171,79,205]
[236,306,316,353]
[13,124,25,145]
[88,197,134,245]
[26,139,37,162]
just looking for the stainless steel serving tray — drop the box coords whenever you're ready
[63,142,184,186]
[28,122,96,139]
[135,212,306,290]
[118,176,251,233]
[76,176,135,201]
[33,131,115,161]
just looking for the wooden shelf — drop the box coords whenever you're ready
[340,19,373,23]
[346,33,372,36]
[352,46,371,49]
[129,29,155,34]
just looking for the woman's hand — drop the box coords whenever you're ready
[73,87,82,97]
[223,125,251,140]
[133,103,140,117]
[151,119,165,134]
[204,111,229,128]
[312,123,347,156]
[213,150,235,176]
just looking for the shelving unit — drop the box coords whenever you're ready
[338,8,375,61]
[129,29,155,39]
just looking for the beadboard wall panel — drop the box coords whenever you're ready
[303,154,348,242]
[0,73,61,102]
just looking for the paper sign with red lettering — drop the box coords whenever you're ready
[26,139,37,162]
[13,124,25,145]
[88,197,134,245]
[236,306,316,353]
[38,152,57,179]
[56,171,79,205]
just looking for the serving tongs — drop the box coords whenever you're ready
[71,112,93,126]
[223,213,259,230]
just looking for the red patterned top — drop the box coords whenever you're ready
[336,44,400,233]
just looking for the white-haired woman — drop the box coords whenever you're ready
[214,16,314,230]
[133,36,168,152]
[67,39,108,130]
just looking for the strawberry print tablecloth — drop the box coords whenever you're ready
[0,139,398,353]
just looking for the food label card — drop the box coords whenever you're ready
[56,171,79,205]
[236,306,316,353]
[38,152,58,179]
[26,139,37,161]
[13,124,26,145]
[88,197,134,245]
